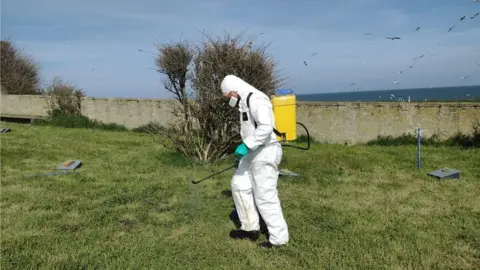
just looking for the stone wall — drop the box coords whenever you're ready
[296,102,479,143]
[0,94,50,117]
[1,94,478,143]
[81,97,178,128]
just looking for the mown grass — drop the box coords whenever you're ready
[1,122,479,269]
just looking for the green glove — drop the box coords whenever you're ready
[234,143,249,158]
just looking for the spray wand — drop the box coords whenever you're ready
[190,122,310,184]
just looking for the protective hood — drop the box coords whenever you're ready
[220,75,270,101]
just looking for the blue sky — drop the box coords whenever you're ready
[1,0,480,98]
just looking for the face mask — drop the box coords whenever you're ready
[228,96,240,107]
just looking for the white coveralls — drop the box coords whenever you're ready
[220,75,289,245]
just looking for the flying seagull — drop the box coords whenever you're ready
[460,16,466,20]
[461,76,469,80]
[386,37,401,40]
[471,12,479,19]
[448,26,456,32]
[414,27,420,31]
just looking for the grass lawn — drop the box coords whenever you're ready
[1,122,479,269]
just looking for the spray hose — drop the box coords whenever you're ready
[278,122,310,151]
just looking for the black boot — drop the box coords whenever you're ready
[258,241,273,248]
[258,241,283,249]
[229,229,260,241]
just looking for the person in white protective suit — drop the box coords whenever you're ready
[220,74,289,249]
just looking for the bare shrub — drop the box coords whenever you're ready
[148,32,285,163]
[0,39,40,95]
[154,39,195,133]
[42,77,86,117]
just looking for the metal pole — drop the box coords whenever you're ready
[417,128,421,169]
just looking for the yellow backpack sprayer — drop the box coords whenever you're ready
[191,88,310,184]
[270,88,310,147]
[270,88,311,176]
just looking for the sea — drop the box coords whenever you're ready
[296,85,480,102]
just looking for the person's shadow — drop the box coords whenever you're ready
[221,189,270,238]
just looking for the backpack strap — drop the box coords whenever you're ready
[246,92,286,139]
